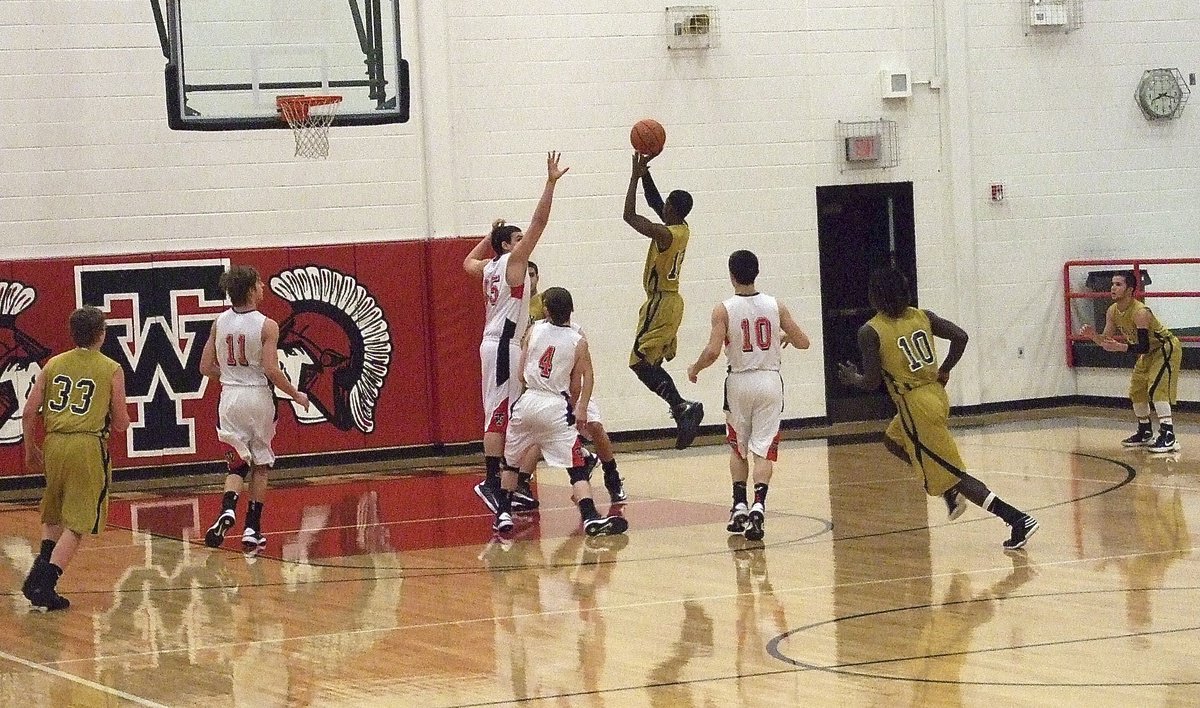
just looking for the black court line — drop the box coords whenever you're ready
[765,585,1200,687]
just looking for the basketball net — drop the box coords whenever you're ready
[277,95,343,159]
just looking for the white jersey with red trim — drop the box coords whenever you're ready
[213,308,269,387]
[722,293,781,373]
[482,253,530,341]
[522,320,583,396]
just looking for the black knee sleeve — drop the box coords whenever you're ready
[568,464,591,483]
[225,451,250,479]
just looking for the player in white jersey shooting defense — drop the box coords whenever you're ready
[200,265,310,553]
[463,152,569,514]
[495,287,628,537]
[524,261,625,504]
[687,250,810,541]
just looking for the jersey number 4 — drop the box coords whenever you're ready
[739,317,772,352]
[896,331,935,371]
[537,346,556,378]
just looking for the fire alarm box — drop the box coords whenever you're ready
[845,135,882,162]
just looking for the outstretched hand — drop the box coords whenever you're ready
[547,151,570,182]
[836,360,861,386]
[295,392,311,412]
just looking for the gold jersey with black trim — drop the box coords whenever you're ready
[867,307,940,396]
[642,223,689,294]
[1109,299,1177,353]
[868,307,963,498]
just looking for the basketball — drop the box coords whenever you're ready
[630,119,666,156]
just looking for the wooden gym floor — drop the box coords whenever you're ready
[1,411,1198,706]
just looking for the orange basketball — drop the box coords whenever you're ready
[630,119,666,156]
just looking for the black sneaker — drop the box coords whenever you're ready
[1148,429,1181,454]
[204,510,236,548]
[944,490,967,521]
[744,502,766,542]
[605,474,627,504]
[511,481,540,512]
[474,480,501,514]
[672,401,705,450]
[584,515,629,536]
[726,503,749,533]
[1003,515,1039,551]
[22,556,49,602]
[1121,428,1154,447]
[493,511,514,534]
[30,588,70,612]
[242,528,266,552]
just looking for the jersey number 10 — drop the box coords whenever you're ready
[739,317,772,352]
[896,331,935,371]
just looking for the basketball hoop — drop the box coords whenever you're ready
[276,95,343,159]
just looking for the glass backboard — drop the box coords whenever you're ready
[153,0,409,130]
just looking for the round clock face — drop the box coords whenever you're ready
[1138,69,1183,119]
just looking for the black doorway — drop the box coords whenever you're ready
[817,181,916,423]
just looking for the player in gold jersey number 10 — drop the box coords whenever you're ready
[896,331,935,371]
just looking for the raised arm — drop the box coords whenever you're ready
[507,152,569,286]
[623,153,673,250]
[927,310,968,384]
[688,303,729,383]
[778,303,810,350]
[260,319,310,410]
[462,232,493,279]
[641,165,665,219]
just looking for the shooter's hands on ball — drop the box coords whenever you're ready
[631,152,652,178]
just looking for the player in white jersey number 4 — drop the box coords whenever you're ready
[493,287,628,537]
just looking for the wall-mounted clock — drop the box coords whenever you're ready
[1136,68,1190,120]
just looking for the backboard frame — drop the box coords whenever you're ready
[153,0,410,131]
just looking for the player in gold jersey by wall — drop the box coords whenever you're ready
[20,306,130,610]
[839,266,1038,551]
[1080,270,1182,454]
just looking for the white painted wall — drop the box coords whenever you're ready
[1,0,1196,436]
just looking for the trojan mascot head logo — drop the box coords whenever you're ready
[270,267,391,433]
[0,282,50,444]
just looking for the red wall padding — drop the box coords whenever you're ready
[0,240,485,478]
[425,238,486,444]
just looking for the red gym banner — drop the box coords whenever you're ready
[0,239,485,478]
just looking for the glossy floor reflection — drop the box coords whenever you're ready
[1,415,1199,706]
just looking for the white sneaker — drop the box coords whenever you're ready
[241,528,266,551]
